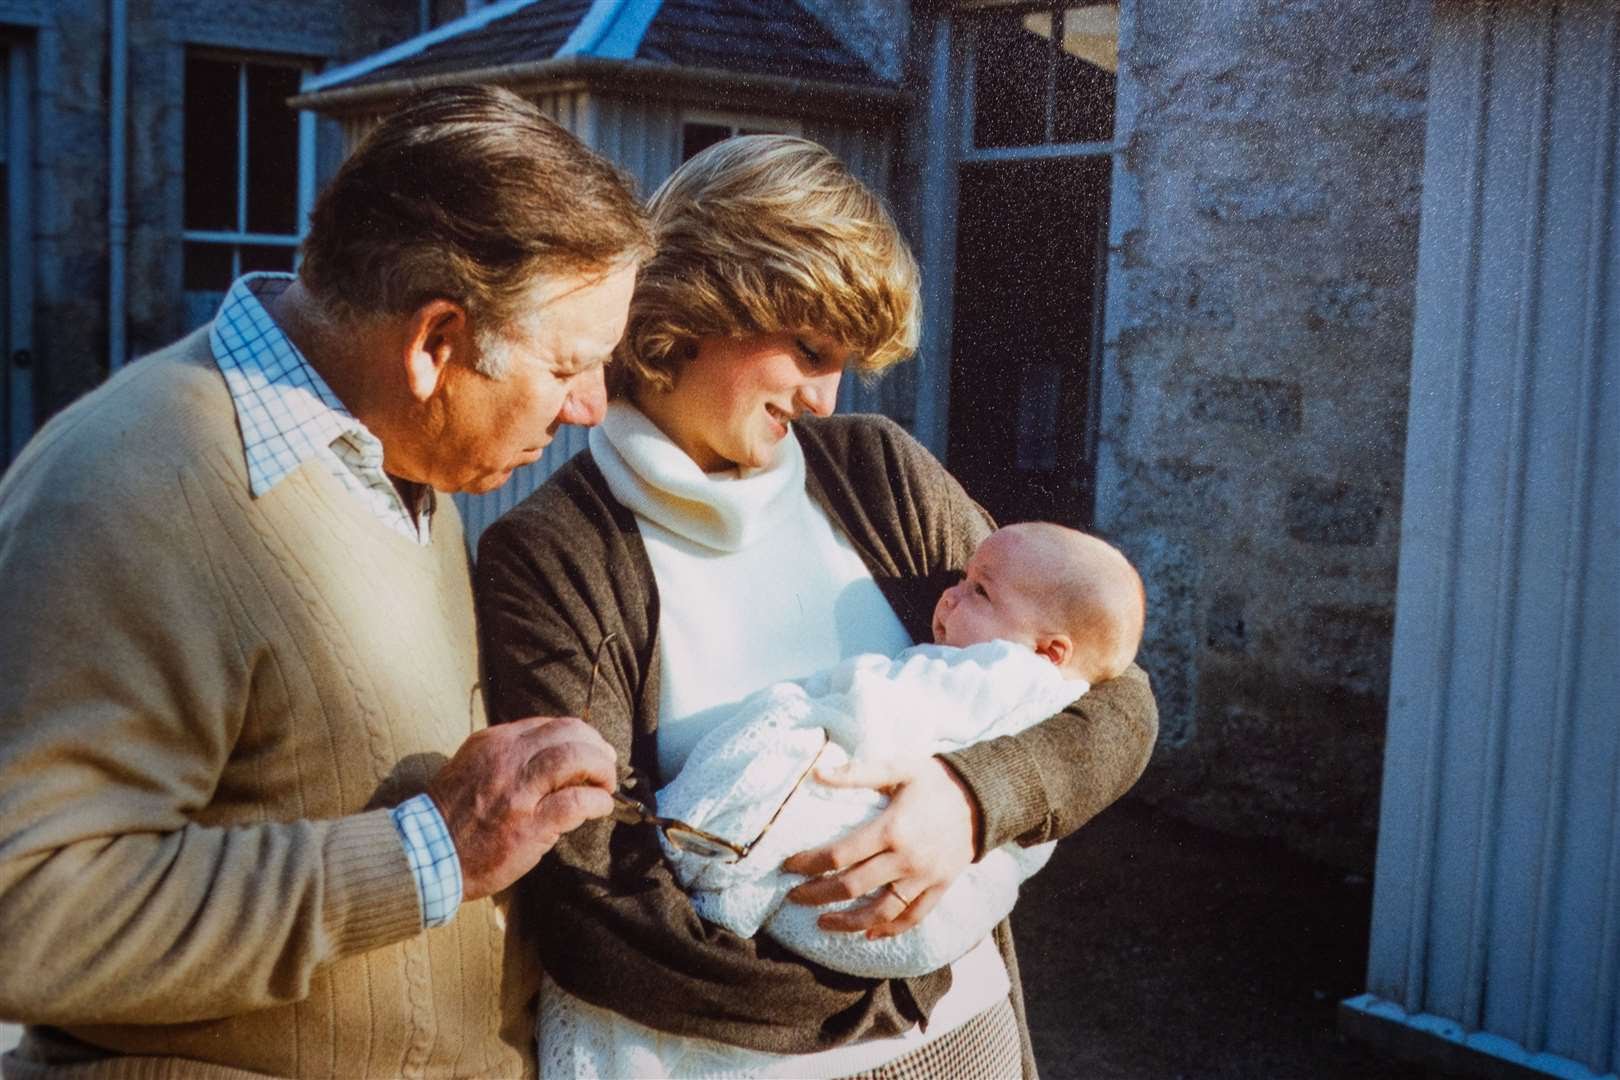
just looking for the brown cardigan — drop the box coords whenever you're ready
[475,413,1158,1076]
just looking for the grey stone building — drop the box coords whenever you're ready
[7,0,1616,1073]
[0,0,431,463]
[1095,1,1430,870]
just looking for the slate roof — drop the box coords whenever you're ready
[335,0,596,89]
[305,0,888,98]
[340,0,593,89]
[636,0,886,87]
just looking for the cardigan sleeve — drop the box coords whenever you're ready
[0,454,422,1026]
[939,664,1158,853]
[813,415,1160,857]
[475,467,928,1054]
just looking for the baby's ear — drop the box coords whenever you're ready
[1034,634,1072,669]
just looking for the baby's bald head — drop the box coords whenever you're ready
[1000,523,1144,683]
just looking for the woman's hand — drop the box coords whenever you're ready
[781,755,982,939]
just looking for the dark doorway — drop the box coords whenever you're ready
[946,155,1110,528]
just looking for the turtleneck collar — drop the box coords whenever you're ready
[588,401,807,553]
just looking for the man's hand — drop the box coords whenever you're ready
[781,755,981,939]
[427,715,617,902]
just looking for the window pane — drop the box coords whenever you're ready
[1052,5,1117,143]
[246,63,301,234]
[681,123,731,162]
[971,12,1051,150]
[185,56,239,231]
[240,244,296,274]
[183,242,234,291]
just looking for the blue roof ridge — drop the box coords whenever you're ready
[557,0,664,61]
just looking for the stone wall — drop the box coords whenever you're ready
[0,0,415,422]
[2,0,104,419]
[1097,0,1431,867]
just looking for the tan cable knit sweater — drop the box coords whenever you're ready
[0,331,536,1078]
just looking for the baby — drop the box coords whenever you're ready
[538,523,1144,1078]
[652,521,1145,973]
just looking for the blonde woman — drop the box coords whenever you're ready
[476,135,1158,1077]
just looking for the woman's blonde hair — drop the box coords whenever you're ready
[611,134,920,398]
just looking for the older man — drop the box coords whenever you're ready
[0,86,650,1077]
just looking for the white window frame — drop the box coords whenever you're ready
[181,50,317,281]
[678,109,802,160]
[956,3,1119,164]
[680,109,803,137]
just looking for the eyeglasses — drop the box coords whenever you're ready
[585,633,827,863]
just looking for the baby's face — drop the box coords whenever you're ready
[932,529,1046,649]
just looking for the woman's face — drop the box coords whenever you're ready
[642,331,850,472]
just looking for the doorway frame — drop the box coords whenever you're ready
[3,35,34,469]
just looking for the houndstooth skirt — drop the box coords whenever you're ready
[840,997,1023,1080]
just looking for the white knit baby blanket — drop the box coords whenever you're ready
[657,639,1086,977]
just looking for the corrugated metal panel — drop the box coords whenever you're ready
[592,94,683,195]
[1362,1,1620,1074]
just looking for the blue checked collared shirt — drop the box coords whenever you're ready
[211,273,462,929]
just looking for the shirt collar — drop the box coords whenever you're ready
[209,273,385,498]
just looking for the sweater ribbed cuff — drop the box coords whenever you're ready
[319,809,425,957]
[939,735,1053,855]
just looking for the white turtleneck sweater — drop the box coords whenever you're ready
[587,402,915,782]
[543,402,1010,1079]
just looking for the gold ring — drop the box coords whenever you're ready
[885,882,913,907]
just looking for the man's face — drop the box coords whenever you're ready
[410,263,638,494]
[931,528,1047,649]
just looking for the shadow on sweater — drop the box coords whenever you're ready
[363,751,450,812]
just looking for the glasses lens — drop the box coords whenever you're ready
[664,826,742,861]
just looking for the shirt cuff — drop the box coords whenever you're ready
[390,793,463,928]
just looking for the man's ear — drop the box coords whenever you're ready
[402,299,471,404]
[1034,633,1073,670]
